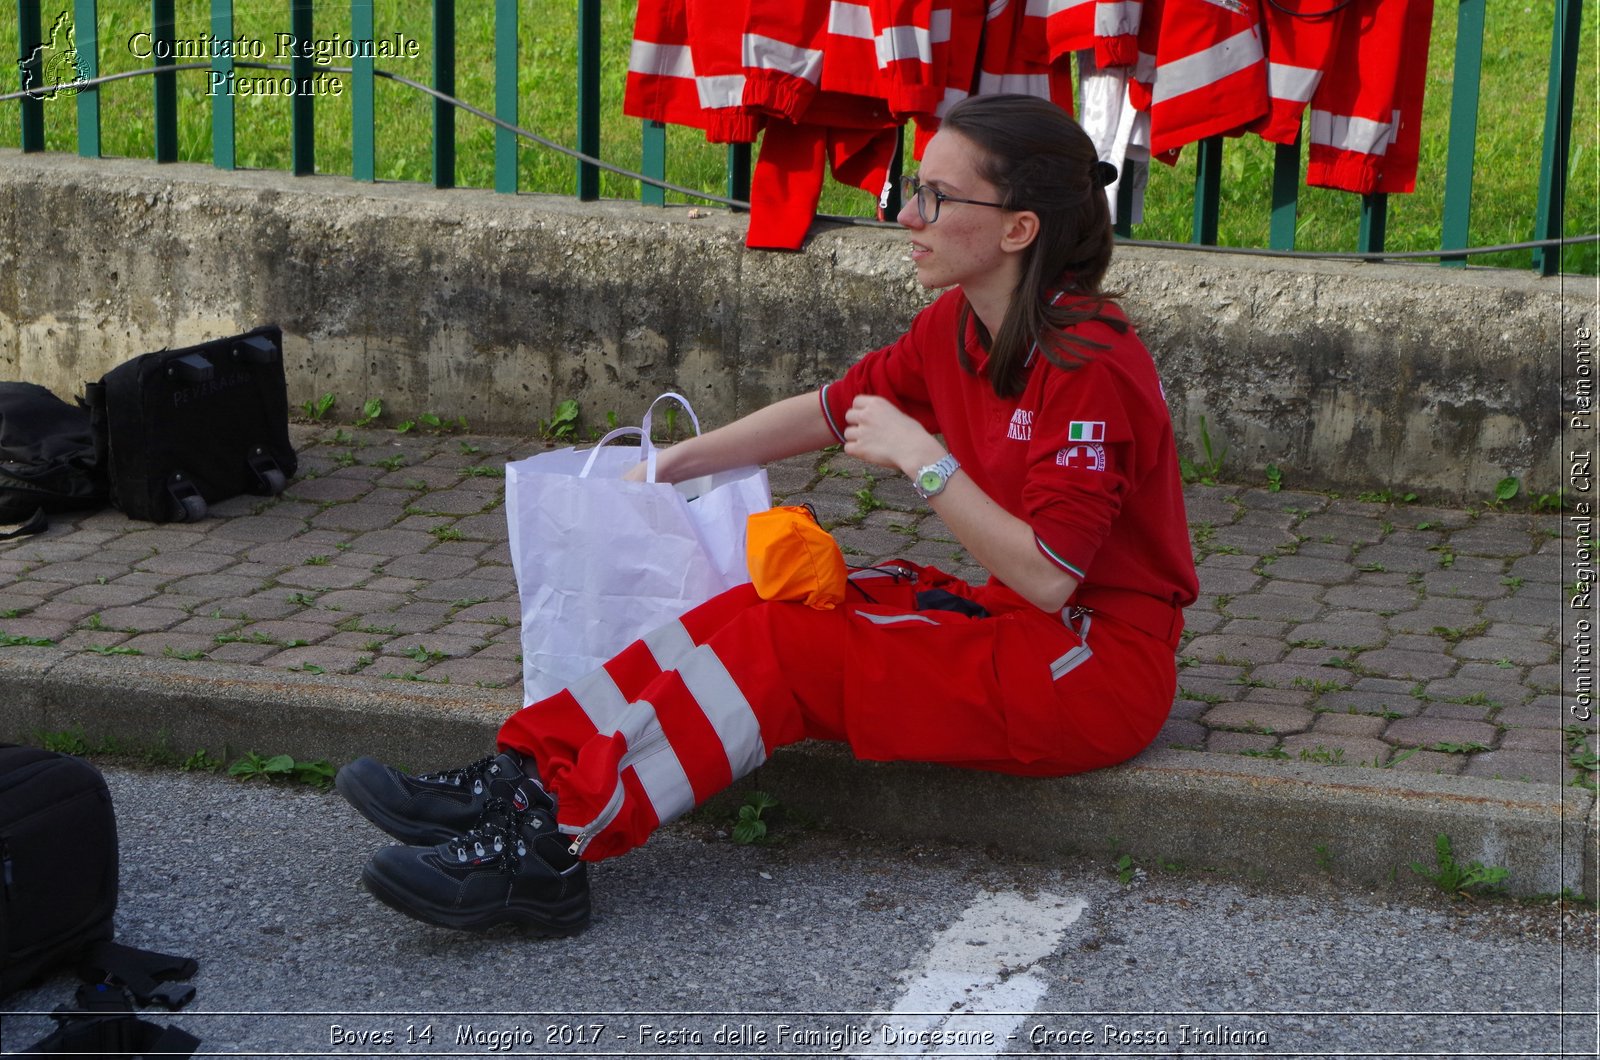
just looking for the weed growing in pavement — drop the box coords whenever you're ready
[162,646,207,661]
[855,478,887,516]
[538,399,581,442]
[430,526,464,542]
[301,393,336,421]
[1490,476,1521,508]
[1179,415,1227,485]
[1564,727,1598,790]
[181,749,222,773]
[37,727,93,755]
[1291,676,1351,696]
[374,453,407,471]
[1298,745,1346,766]
[354,398,383,428]
[1430,741,1491,754]
[1384,747,1420,769]
[1410,833,1509,898]
[1264,464,1283,492]
[85,644,141,656]
[227,752,335,789]
[1241,747,1291,760]
[1314,844,1336,872]
[732,791,780,845]
[305,555,331,566]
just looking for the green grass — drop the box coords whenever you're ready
[2,0,1594,271]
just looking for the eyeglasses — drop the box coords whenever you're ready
[899,174,1007,224]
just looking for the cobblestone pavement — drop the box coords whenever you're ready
[0,424,1587,792]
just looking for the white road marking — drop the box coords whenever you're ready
[858,890,1088,1058]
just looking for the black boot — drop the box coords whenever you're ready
[359,781,590,936]
[335,751,532,846]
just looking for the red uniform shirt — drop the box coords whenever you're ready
[820,287,1197,628]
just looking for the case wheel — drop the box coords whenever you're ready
[177,493,207,522]
[260,468,287,495]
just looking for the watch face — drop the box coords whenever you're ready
[919,468,943,494]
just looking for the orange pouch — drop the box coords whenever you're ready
[745,505,847,609]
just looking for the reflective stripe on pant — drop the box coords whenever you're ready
[497,566,1177,861]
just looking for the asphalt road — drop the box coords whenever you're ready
[1,764,1594,1059]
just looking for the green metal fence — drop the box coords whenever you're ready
[9,0,1593,274]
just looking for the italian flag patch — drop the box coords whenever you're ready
[1068,421,1105,443]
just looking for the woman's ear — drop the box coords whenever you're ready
[1000,210,1041,253]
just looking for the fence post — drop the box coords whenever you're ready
[1533,0,1583,275]
[1268,137,1300,251]
[433,0,455,188]
[494,0,517,193]
[576,0,601,200]
[1192,136,1222,246]
[1113,172,1134,239]
[210,0,234,169]
[290,0,314,175]
[641,120,667,206]
[73,0,99,158]
[1440,0,1486,267]
[152,0,176,162]
[17,0,43,151]
[351,0,375,182]
[727,143,751,210]
[1359,193,1388,255]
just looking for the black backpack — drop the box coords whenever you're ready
[0,747,200,1055]
[0,383,108,535]
[0,745,119,994]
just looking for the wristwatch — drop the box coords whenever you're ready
[912,453,960,500]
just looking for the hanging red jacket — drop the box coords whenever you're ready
[624,0,762,143]
[1128,0,1268,157]
[977,0,1075,114]
[910,0,988,157]
[1306,0,1433,194]
[1244,0,1350,144]
[740,0,829,119]
[1091,0,1144,66]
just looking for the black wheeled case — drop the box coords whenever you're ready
[0,746,118,997]
[86,325,297,522]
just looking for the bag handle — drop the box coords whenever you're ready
[575,393,704,482]
[578,426,647,480]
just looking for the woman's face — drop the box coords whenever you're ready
[897,129,1020,296]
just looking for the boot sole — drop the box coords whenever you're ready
[360,860,591,938]
[334,761,470,847]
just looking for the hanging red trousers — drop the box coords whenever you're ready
[1306,0,1433,194]
[497,564,1181,861]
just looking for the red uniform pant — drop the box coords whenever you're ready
[497,565,1178,861]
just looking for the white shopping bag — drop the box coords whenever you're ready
[506,393,771,703]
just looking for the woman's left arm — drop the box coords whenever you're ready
[843,395,1079,614]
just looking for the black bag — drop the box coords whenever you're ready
[0,382,109,535]
[86,325,296,522]
[0,746,118,996]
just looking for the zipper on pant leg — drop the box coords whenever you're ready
[564,725,672,857]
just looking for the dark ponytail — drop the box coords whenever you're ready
[938,94,1126,399]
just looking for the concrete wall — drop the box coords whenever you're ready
[1,150,1588,499]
